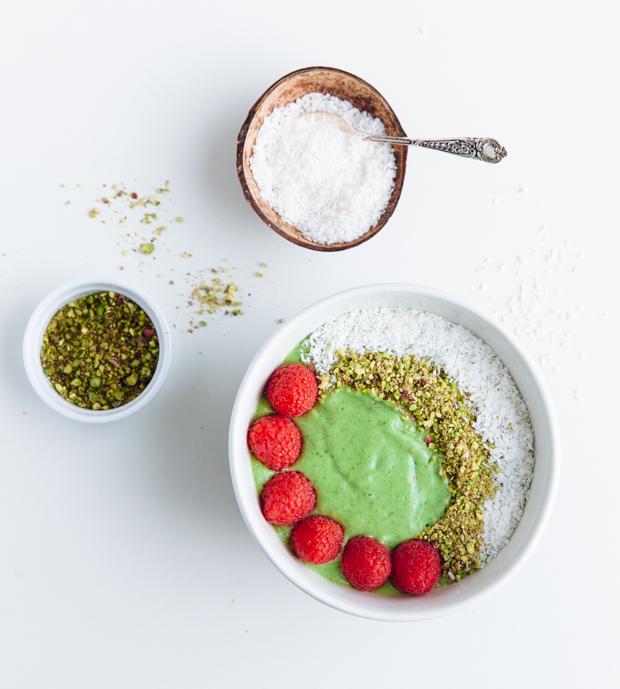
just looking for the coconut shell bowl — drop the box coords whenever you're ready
[236,66,408,252]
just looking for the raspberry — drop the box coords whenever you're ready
[261,471,316,526]
[266,364,318,417]
[248,415,302,471]
[341,536,392,591]
[291,516,344,565]
[391,539,441,595]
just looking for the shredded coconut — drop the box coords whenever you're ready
[250,93,397,245]
[301,308,535,565]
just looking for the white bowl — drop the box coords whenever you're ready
[23,278,172,423]
[229,284,560,621]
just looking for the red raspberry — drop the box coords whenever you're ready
[261,471,316,526]
[248,415,302,471]
[291,516,344,565]
[341,536,392,591]
[266,364,318,417]
[391,539,441,595]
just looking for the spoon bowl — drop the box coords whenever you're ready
[236,66,408,252]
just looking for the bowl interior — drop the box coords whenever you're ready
[23,279,172,423]
[229,284,559,621]
[237,66,408,252]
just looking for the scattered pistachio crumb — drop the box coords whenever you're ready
[188,272,242,320]
[89,208,100,217]
[176,217,183,223]
[279,318,285,323]
[140,243,154,255]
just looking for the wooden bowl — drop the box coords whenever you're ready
[236,66,408,252]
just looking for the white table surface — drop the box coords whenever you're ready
[1,1,619,686]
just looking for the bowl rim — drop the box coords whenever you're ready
[228,283,561,620]
[23,277,172,423]
[236,65,408,252]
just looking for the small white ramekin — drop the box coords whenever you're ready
[229,283,561,621]
[23,278,172,423]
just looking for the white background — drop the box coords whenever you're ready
[1,1,619,686]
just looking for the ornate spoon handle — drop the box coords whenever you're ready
[299,114,507,164]
[367,135,507,164]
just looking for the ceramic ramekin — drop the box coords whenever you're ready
[228,283,560,621]
[23,278,172,423]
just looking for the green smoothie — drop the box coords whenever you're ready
[251,348,451,594]
[295,388,450,547]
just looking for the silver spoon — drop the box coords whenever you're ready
[299,111,507,164]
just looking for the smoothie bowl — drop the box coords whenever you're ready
[228,284,560,620]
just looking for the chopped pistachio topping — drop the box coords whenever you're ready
[325,349,497,582]
[41,292,159,410]
[140,243,154,254]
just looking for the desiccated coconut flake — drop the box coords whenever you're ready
[250,92,397,246]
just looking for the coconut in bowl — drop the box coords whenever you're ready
[237,66,408,252]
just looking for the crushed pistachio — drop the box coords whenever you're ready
[190,273,241,316]
[89,208,100,218]
[176,217,183,223]
[41,292,159,410]
[140,243,154,255]
[326,350,497,582]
